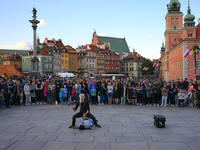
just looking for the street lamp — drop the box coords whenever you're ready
[157,59,162,79]
[193,45,200,80]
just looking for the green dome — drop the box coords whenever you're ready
[167,0,181,14]
[161,42,165,52]
[184,14,195,22]
[184,5,195,22]
[184,2,195,27]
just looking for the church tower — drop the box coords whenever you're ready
[165,0,183,52]
[182,0,196,40]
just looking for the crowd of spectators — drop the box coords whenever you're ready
[0,75,199,109]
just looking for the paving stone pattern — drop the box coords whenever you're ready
[0,105,200,150]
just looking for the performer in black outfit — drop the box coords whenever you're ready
[69,93,101,128]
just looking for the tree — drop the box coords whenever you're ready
[141,58,155,76]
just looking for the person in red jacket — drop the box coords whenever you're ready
[71,85,76,103]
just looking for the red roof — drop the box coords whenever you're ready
[0,65,23,76]
[4,53,21,61]
[119,53,125,56]
[125,52,144,61]
[55,41,65,52]
[153,59,159,62]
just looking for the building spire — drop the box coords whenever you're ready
[184,0,195,27]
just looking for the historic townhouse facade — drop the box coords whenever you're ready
[121,51,144,77]
[22,47,53,76]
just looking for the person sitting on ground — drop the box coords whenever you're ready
[69,93,101,128]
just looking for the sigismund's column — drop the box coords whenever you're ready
[29,7,40,77]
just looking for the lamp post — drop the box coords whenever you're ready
[157,59,162,79]
[193,45,200,80]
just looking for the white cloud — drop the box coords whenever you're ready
[148,34,154,38]
[0,41,32,50]
[38,20,47,27]
[98,33,108,36]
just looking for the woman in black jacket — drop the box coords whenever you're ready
[113,83,120,105]
[99,83,107,105]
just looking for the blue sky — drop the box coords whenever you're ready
[0,0,199,60]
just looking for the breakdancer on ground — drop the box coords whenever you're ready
[69,93,101,128]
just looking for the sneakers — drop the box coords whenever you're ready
[43,102,46,105]
[157,104,159,106]
[25,103,28,106]
[99,103,101,105]
[149,104,151,106]
[95,124,101,128]
[137,103,139,106]
[146,104,148,106]
[161,104,163,107]
[154,104,156,106]
[40,102,42,105]
[32,103,35,105]
[102,103,104,105]
[140,103,142,106]
[164,105,166,107]
[37,102,39,105]
[68,125,76,128]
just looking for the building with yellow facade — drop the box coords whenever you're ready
[3,53,22,69]
[64,45,78,76]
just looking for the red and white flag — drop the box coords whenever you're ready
[153,63,157,68]
[183,49,190,58]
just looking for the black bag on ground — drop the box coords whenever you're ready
[154,115,166,128]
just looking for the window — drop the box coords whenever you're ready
[174,26,176,30]
[73,60,75,64]
[49,58,52,61]
[112,67,113,69]
[70,66,72,70]
[73,66,75,69]
[116,67,117,69]
[62,54,64,57]
[65,60,67,64]
[195,61,199,70]
[65,54,67,57]
[108,62,109,64]
[54,66,57,70]
[73,56,75,58]
[65,66,67,69]
[62,66,64,69]
[49,64,52,68]
[70,60,72,64]
[57,61,60,64]
[62,60,64,63]
[45,64,48,69]
[45,58,48,62]
[111,62,113,64]
[70,55,72,58]
[90,64,91,68]
[108,67,110,69]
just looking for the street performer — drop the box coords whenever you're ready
[69,93,101,128]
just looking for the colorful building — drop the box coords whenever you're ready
[22,47,53,76]
[0,49,29,64]
[65,45,78,76]
[3,53,22,69]
[160,0,200,81]
[121,51,144,77]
